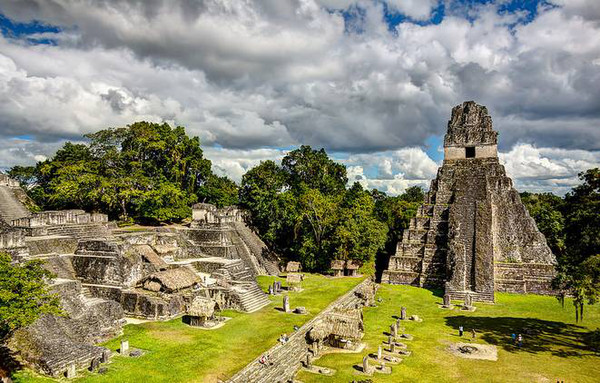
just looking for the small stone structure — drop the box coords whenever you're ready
[331,259,345,277]
[362,355,372,375]
[346,260,360,276]
[184,296,216,327]
[286,261,301,273]
[286,273,304,291]
[120,340,129,356]
[308,308,364,350]
[329,259,361,277]
[140,268,201,293]
[382,101,557,302]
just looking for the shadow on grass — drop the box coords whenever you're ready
[445,316,599,358]
[427,287,445,298]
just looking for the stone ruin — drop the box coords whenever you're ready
[0,184,280,377]
[382,101,557,302]
[330,259,361,277]
[227,279,377,383]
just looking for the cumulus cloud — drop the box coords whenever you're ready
[344,147,438,194]
[0,0,598,194]
[204,147,287,183]
[500,144,600,194]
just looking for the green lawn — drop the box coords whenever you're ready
[13,274,363,383]
[296,284,600,383]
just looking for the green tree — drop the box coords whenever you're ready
[521,192,566,261]
[563,169,600,268]
[0,253,62,340]
[295,189,340,271]
[333,189,387,270]
[547,168,600,322]
[400,186,425,203]
[239,160,287,246]
[11,122,232,225]
[240,148,387,274]
[555,255,600,322]
[197,175,239,208]
[281,145,347,195]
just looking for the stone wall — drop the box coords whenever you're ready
[0,174,20,187]
[444,144,497,160]
[191,203,243,225]
[0,229,25,249]
[12,210,108,228]
[71,240,149,288]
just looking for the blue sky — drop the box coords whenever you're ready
[0,0,598,195]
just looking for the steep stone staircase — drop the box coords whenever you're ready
[382,202,448,288]
[231,222,280,275]
[233,282,271,313]
[0,185,30,223]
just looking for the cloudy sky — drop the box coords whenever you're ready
[0,0,598,195]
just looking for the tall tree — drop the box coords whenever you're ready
[10,122,233,225]
[521,192,566,262]
[563,168,600,268]
[281,145,347,195]
[240,148,387,273]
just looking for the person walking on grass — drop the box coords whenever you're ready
[511,333,516,344]
[517,334,523,348]
[459,325,464,337]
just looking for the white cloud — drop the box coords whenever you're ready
[204,147,287,183]
[0,0,598,195]
[500,144,600,194]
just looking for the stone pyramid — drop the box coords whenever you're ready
[381,101,556,302]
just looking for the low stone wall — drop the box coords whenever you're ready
[12,210,108,228]
[495,263,556,295]
[42,255,77,279]
[25,236,78,256]
[191,203,243,225]
[0,229,25,249]
[0,173,20,187]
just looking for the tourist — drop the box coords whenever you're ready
[471,328,476,339]
[259,354,267,367]
[511,333,516,344]
[517,334,523,348]
[459,325,464,337]
[279,333,289,344]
